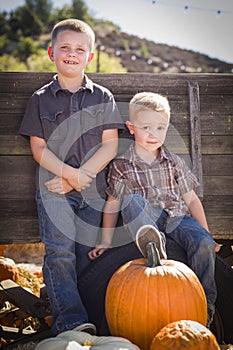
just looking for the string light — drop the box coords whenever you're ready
[151,0,233,15]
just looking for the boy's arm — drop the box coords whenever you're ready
[30,136,95,192]
[81,129,119,174]
[88,195,121,260]
[43,128,118,194]
[182,190,220,252]
[182,190,209,231]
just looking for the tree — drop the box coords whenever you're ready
[0,12,11,36]
[9,6,43,38]
[86,50,127,73]
[25,0,52,26]
[0,54,27,71]
[16,37,40,60]
[71,0,94,25]
[27,49,56,71]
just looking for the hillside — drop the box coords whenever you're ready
[93,23,232,73]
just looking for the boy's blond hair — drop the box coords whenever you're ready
[129,92,170,121]
[51,18,95,51]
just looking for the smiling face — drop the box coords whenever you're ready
[48,30,94,80]
[126,109,169,158]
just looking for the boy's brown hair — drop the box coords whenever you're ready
[51,18,95,51]
[129,92,170,121]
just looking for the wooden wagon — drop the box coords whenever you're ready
[0,72,232,347]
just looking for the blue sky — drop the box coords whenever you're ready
[1,0,233,63]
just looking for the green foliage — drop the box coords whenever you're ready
[48,0,94,30]
[27,49,56,71]
[26,0,52,25]
[0,0,127,73]
[0,35,9,51]
[10,6,44,38]
[140,42,149,58]
[0,54,27,71]
[0,12,11,36]
[16,37,40,60]
[49,5,73,27]
[71,0,94,26]
[86,50,127,73]
[123,40,129,51]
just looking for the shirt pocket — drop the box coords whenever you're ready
[40,110,68,142]
[80,107,105,135]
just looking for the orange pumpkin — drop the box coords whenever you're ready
[150,320,220,350]
[105,242,207,350]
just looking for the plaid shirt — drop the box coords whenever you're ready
[106,144,199,217]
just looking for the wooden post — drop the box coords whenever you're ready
[188,81,203,198]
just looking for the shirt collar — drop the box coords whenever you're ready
[123,144,171,163]
[50,74,94,97]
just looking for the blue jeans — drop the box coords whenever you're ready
[121,194,217,310]
[36,191,104,335]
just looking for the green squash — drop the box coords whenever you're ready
[35,330,140,350]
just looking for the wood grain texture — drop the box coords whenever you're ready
[0,72,232,242]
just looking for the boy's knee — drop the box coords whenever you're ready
[199,237,216,254]
[121,194,145,213]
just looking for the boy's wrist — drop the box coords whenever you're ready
[62,164,78,181]
[99,241,112,248]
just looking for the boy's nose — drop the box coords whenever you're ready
[68,49,76,56]
[148,130,159,139]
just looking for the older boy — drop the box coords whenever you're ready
[89,92,219,327]
[19,19,124,335]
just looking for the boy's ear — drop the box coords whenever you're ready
[48,47,54,61]
[126,121,134,135]
[87,52,94,66]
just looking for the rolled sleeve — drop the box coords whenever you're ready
[175,157,200,195]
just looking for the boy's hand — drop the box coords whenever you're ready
[215,242,221,253]
[67,168,96,191]
[88,243,111,260]
[45,176,73,194]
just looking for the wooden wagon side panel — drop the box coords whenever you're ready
[0,72,232,243]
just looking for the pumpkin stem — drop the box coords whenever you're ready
[146,242,161,267]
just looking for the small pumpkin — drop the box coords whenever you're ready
[150,319,220,350]
[35,330,140,350]
[105,242,207,350]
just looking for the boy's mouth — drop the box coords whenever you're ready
[64,60,78,65]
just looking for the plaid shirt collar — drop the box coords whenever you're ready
[123,143,172,164]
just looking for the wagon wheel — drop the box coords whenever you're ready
[78,238,233,343]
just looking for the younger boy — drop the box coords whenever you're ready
[19,19,124,335]
[89,92,219,327]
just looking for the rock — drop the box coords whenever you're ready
[0,256,19,282]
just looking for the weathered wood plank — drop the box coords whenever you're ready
[189,81,203,197]
[0,135,31,155]
[0,219,39,244]
[202,155,233,176]
[201,136,233,154]
[203,195,233,216]
[0,176,35,199]
[1,72,232,94]
[203,176,233,195]
[0,199,37,216]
